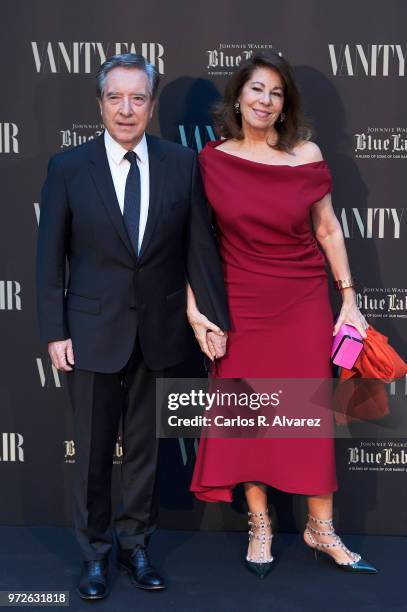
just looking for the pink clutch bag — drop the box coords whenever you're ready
[331,323,364,370]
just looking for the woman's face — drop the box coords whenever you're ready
[238,66,285,135]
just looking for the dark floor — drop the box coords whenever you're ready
[0,528,405,612]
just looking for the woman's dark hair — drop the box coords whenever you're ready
[213,50,312,152]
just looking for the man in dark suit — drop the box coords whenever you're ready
[36,53,229,599]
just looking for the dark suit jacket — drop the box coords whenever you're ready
[36,133,229,372]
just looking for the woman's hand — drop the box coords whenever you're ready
[187,283,226,360]
[187,308,225,360]
[333,291,369,339]
[207,330,228,359]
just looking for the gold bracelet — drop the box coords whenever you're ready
[334,278,355,291]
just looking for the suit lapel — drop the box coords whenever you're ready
[139,134,166,258]
[88,134,136,260]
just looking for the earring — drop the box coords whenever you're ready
[278,112,286,123]
[234,101,241,114]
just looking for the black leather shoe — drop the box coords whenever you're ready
[77,559,109,600]
[305,514,378,575]
[118,546,166,590]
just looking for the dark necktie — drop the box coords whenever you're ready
[123,150,141,255]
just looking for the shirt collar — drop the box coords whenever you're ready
[104,129,148,165]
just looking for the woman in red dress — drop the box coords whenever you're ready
[187,51,377,578]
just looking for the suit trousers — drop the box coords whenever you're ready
[66,335,165,561]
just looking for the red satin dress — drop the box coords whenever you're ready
[190,140,338,502]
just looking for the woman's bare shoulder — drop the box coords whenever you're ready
[215,139,239,152]
[293,140,324,162]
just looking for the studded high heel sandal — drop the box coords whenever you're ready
[304,514,377,574]
[245,509,275,579]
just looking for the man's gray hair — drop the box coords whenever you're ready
[96,53,160,100]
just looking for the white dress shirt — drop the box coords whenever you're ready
[104,129,150,254]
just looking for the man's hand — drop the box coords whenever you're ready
[186,283,227,360]
[48,339,75,372]
[187,308,225,361]
[207,331,228,359]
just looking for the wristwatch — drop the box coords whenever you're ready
[334,278,355,291]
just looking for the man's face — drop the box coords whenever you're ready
[98,67,155,149]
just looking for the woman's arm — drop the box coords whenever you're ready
[311,193,368,338]
[186,154,230,331]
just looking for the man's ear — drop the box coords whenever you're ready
[149,99,157,120]
[97,97,103,117]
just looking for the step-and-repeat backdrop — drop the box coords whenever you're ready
[1,0,406,535]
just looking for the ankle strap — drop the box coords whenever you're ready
[248,530,273,541]
[248,509,270,518]
[248,519,272,527]
[306,523,335,537]
[307,513,333,526]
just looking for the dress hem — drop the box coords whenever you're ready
[191,478,338,503]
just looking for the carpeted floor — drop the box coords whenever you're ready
[0,528,405,612]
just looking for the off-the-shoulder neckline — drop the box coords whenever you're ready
[203,140,328,168]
